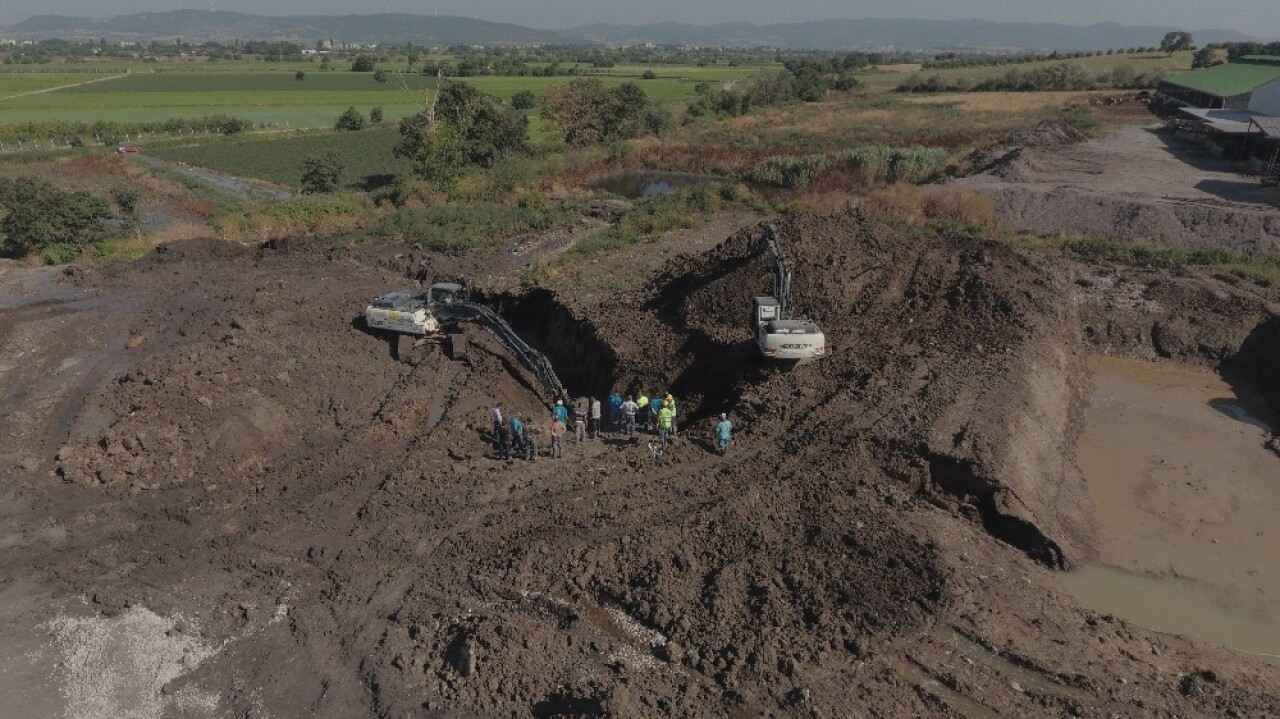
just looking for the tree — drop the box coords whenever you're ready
[295,70,305,81]
[542,78,665,146]
[373,69,388,83]
[335,106,365,131]
[1193,46,1228,68]
[370,106,384,124]
[0,178,113,258]
[641,69,657,80]
[350,54,376,72]
[511,89,536,110]
[1160,31,1194,55]
[300,152,345,194]
[394,120,466,191]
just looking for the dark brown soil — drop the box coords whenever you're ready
[3,212,1280,718]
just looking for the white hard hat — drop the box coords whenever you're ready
[720,413,727,419]
[556,400,563,406]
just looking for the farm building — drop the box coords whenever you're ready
[1157,56,1280,110]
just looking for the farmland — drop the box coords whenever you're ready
[148,126,411,189]
[0,61,762,128]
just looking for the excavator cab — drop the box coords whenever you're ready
[429,282,467,305]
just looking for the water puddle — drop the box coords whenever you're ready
[942,629,1090,702]
[892,658,1003,719]
[1067,356,1280,662]
[588,171,757,199]
[1060,565,1280,664]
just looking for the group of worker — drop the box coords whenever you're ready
[488,391,733,460]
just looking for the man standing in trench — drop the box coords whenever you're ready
[589,397,602,438]
[621,395,639,439]
[657,401,675,453]
[550,414,567,458]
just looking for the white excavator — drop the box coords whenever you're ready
[752,225,826,362]
[364,281,568,401]
[365,282,467,336]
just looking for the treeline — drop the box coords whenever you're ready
[922,47,1161,70]
[1193,41,1280,68]
[2,38,308,64]
[898,62,1166,93]
[685,55,868,119]
[0,115,251,144]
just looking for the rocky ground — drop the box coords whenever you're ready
[3,198,1280,718]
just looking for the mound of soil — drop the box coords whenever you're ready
[5,218,1280,718]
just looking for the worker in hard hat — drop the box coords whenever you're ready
[664,394,678,435]
[552,399,569,424]
[636,391,650,430]
[715,413,732,455]
[657,401,675,453]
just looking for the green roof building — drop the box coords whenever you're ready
[1157,56,1280,110]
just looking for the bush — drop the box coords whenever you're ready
[372,199,580,251]
[370,106,384,124]
[0,177,115,259]
[511,89,536,110]
[335,106,366,132]
[300,151,345,195]
[641,70,658,80]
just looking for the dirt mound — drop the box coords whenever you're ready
[6,222,1280,718]
[1006,120,1090,148]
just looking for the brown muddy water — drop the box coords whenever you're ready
[1062,356,1280,663]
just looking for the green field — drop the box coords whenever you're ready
[0,63,743,128]
[147,126,411,188]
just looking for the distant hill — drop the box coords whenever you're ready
[568,18,1263,53]
[9,10,569,46]
[2,12,1267,52]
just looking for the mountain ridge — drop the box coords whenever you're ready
[2,10,1269,51]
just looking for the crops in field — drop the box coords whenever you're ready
[148,127,412,188]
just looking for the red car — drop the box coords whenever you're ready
[116,145,141,154]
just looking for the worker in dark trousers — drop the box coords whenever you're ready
[589,397,602,438]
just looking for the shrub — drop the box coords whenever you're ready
[511,89,536,110]
[0,177,115,259]
[335,106,366,132]
[300,151,345,194]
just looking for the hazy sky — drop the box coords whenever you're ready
[3,0,1277,37]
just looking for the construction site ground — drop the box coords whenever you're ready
[954,123,1280,253]
[4,125,1280,719]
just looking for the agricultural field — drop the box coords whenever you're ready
[148,126,411,189]
[0,61,755,128]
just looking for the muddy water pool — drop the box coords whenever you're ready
[1062,356,1280,663]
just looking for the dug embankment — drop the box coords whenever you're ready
[3,208,1280,717]
[955,123,1280,252]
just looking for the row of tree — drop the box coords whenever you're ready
[898,62,1167,93]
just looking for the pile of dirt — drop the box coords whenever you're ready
[956,124,1280,253]
[5,218,1280,718]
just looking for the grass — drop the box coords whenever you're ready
[1058,235,1280,286]
[370,196,583,252]
[148,126,411,188]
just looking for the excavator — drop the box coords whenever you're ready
[752,224,826,362]
[364,281,568,402]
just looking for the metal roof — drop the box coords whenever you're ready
[1162,62,1280,99]
[1253,116,1280,139]
[1179,107,1257,133]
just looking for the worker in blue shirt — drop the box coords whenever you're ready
[715,413,732,454]
[649,395,663,434]
[552,399,569,424]
[608,392,623,430]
